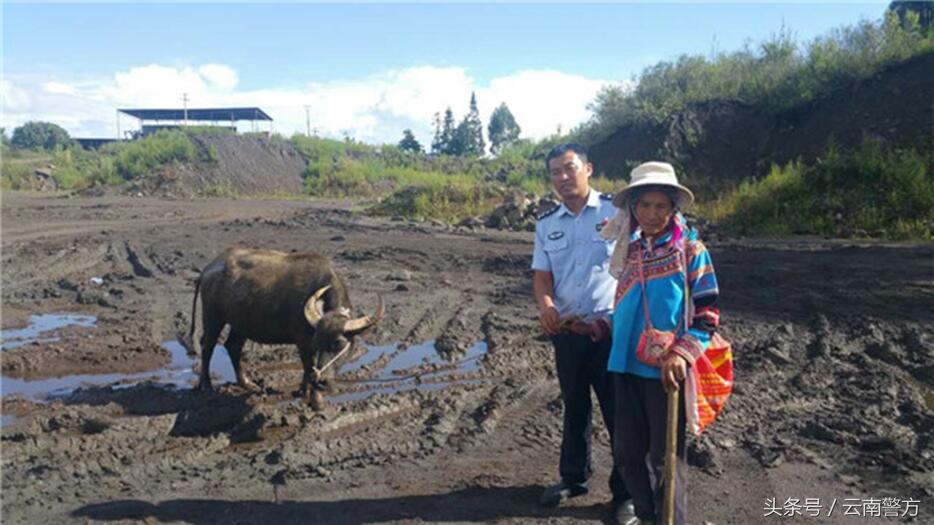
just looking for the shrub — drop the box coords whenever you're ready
[579,13,933,143]
[704,139,934,239]
[370,182,500,222]
[109,131,197,181]
[181,125,236,136]
[0,161,38,189]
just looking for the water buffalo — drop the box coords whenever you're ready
[187,247,383,408]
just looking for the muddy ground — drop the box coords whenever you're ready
[1,192,933,524]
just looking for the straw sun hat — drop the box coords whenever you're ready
[612,161,694,209]
[602,162,695,277]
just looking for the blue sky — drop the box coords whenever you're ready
[2,2,888,145]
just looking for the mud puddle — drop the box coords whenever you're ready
[0,313,97,350]
[328,340,488,402]
[346,339,488,379]
[1,339,236,403]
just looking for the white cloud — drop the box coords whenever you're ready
[373,66,474,121]
[108,64,209,106]
[482,70,630,139]
[199,64,239,91]
[1,79,34,113]
[0,63,624,146]
[42,81,76,95]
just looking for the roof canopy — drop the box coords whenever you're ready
[118,107,272,121]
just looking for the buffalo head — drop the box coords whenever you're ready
[303,285,384,386]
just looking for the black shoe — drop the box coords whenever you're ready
[539,480,589,507]
[610,499,636,525]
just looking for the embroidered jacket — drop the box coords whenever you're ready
[595,216,720,379]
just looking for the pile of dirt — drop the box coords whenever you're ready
[588,52,934,194]
[138,134,307,198]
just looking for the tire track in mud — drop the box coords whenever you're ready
[383,376,610,511]
[119,240,197,357]
[395,288,465,346]
[1,412,229,510]
[1,195,330,245]
[1,240,112,295]
[1,214,238,245]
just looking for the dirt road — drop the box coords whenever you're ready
[2,192,932,524]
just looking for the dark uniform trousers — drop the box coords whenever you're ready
[551,333,628,502]
[614,372,688,524]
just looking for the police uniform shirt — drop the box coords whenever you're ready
[531,190,618,321]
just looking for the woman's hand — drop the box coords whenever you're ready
[661,354,688,394]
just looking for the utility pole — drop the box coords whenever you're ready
[181,93,189,127]
[304,105,311,137]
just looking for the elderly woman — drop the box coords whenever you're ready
[574,162,720,525]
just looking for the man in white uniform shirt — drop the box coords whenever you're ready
[532,143,631,522]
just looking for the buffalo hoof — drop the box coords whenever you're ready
[196,378,214,392]
[294,382,309,399]
[309,390,326,411]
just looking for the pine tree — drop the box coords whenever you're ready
[433,108,457,155]
[487,102,521,155]
[430,112,443,154]
[449,120,467,156]
[460,92,485,156]
[398,129,423,153]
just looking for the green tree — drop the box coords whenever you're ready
[433,108,457,155]
[430,112,443,153]
[11,121,73,150]
[459,92,485,156]
[449,121,467,156]
[487,102,522,155]
[398,129,423,153]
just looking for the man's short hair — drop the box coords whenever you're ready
[545,143,588,170]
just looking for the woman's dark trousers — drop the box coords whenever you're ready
[614,372,687,524]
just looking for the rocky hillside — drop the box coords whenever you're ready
[588,51,934,195]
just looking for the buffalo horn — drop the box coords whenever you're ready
[343,294,385,334]
[303,285,332,326]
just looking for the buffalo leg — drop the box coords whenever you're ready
[225,331,258,390]
[297,342,314,400]
[296,343,326,411]
[197,323,223,391]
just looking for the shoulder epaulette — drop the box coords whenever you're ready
[600,192,614,200]
[536,205,560,221]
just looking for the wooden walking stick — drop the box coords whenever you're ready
[664,387,679,525]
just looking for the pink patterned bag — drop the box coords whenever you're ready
[634,247,686,367]
[635,327,677,367]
